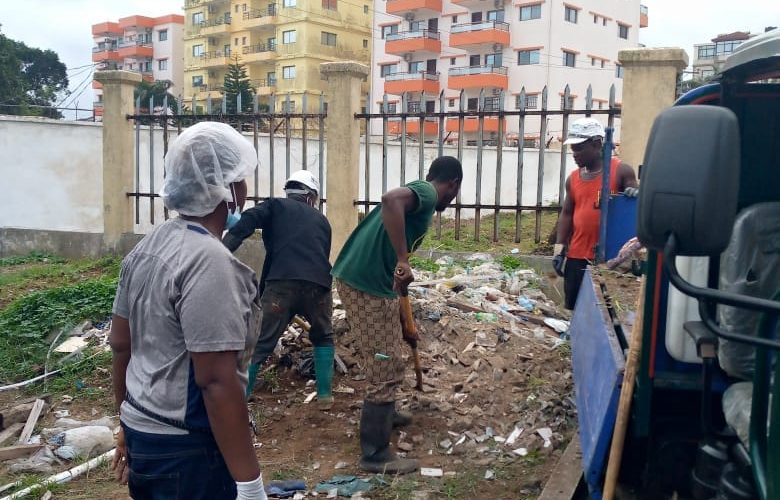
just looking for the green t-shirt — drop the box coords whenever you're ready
[332,180,437,298]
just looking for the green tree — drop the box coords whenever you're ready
[223,56,254,114]
[0,31,69,118]
[134,80,180,114]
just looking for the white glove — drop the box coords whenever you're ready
[624,186,639,197]
[236,475,268,500]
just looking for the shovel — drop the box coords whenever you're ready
[399,292,424,391]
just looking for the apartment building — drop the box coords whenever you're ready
[92,15,185,118]
[370,0,648,145]
[692,28,778,79]
[183,0,372,112]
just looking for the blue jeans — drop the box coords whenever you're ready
[123,423,236,500]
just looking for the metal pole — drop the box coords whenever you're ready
[535,86,548,243]
[364,92,371,216]
[515,89,526,243]
[269,93,275,197]
[319,93,325,212]
[493,90,504,242]
[559,85,571,208]
[253,94,259,205]
[598,127,615,264]
[400,92,407,185]
[475,88,484,242]
[285,93,291,178]
[418,96,424,181]
[162,95,169,220]
[382,94,388,194]
[301,92,308,170]
[455,89,464,241]
[148,96,155,225]
[134,96,141,225]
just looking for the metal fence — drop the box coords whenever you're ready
[126,93,327,229]
[356,83,621,244]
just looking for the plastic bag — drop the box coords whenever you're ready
[722,382,752,447]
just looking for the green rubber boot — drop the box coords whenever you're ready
[245,362,260,398]
[313,346,335,410]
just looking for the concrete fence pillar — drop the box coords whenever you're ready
[320,61,369,261]
[94,70,141,252]
[618,48,689,170]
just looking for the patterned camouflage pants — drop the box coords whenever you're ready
[336,280,405,404]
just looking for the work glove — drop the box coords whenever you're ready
[236,475,268,500]
[623,186,639,197]
[552,244,566,277]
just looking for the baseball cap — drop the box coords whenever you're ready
[564,118,606,145]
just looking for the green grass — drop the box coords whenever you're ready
[0,251,65,267]
[441,470,480,499]
[409,256,440,273]
[420,211,558,254]
[498,255,527,271]
[270,466,306,481]
[0,255,120,383]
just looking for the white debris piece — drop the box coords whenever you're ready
[303,391,317,404]
[505,426,524,445]
[420,467,444,477]
[543,318,569,334]
[536,427,553,448]
[484,469,495,480]
[512,447,529,457]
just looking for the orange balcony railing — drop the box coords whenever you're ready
[386,0,442,16]
[388,119,439,136]
[384,72,440,95]
[449,21,510,48]
[92,49,122,62]
[447,65,508,90]
[445,116,506,133]
[385,30,441,55]
[640,4,649,27]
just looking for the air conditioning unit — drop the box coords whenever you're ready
[404,12,415,21]
[492,88,501,96]
[403,53,412,61]
[492,43,503,52]
[493,0,501,8]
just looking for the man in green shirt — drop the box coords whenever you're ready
[332,156,462,474]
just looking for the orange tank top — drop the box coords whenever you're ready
[567,157,620,260]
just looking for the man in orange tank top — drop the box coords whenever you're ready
[553,118,638,310]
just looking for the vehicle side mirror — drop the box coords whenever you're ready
[637,106,740,255]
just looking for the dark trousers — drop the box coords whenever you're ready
[564,258,590,310]
[252,279,334,366]
[123,424,235,500]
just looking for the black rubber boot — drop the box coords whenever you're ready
[392,404,412,428]
[359,401,419,474]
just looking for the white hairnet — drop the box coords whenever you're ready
[160,122,257,216]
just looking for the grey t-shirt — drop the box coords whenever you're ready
[113,218,260,435]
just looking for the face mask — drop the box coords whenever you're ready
[225,184,242,230]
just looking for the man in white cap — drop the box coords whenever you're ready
[554,117,638,310]
[222,170,334,407]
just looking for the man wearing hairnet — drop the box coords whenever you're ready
[109,122,268,499]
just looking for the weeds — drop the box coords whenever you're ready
[0,251,65,267]
[262,367,281,393]
[499,255,527,272]
[409,256,440,273]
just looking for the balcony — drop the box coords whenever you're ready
[388,119,439,136]
[200,16,232,35]
[451,0,506,5]
[445,116,506,133]
[242,43,277,63]
[386,0,442,16]
[447,65,508,90]
[640,4,648,28]
[199,50,231,68]
[449,21,510,49]
[92,81,103,90]
[117,41,154,59]
[250,78,276,96]
[92,48,121,62]
[243,5,277,30]
[385,30,441,55]
[384,72,440,96]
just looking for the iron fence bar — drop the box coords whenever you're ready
[494,90,504,243]
[134,96,141,225]
[436,90,445,239]
[535,86,549,244]
[148,97,155,225]
[585,84,593,118]
[285,93,291,179]
[319,93,326,212]
[515,88,526,243]
[455,89,464,241]
[269,94,275,197]
[559,85,571,207]
[607,84,617,132]
[400,93,407,185]
[253,95,260,206]
[382,94,388,194]
[418,112,424,181]
[352,200,561,211]
[162,95,170,220]
[364,92,371,216]
[354,108,618,119]
[126,113,326,120]
[302,93,308,170]
[222,95,227,114]
[475,89,484,242]
[207,94,212,114]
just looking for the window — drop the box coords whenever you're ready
[487,10,505,22]
[235,37,239,46]
[243,3,247,11]
[268,37,277,49]
[364,4,369,13]
[386,102,397,113]
[407,100,421,113]
[615,64,624,78]
[602,17,607,26]
[593,14,598,23]
[380,63,398,77]
[526,95,538,109]
[560,95,574,109]
[381,25,398,39]
[283,101,296,113]
[591,57,596,66]
[410,20,425,32]
[451,15,458,23]
[192,75,204,87]
[564,6,577,23]
[321,32,337,46]
[235,4,239,12]
[158,59,168,71]
[483,96,500,111]
[363,39,368,48]
[267,71,276,85]
[283,0,296,7]
[192,12,204,25]
[485,53,502,67]
[409,61,424,73]
[519,3,541,21]
[282,30,297,44]
[697,45,715,59]
[597,101,604,110]
[618,23,629,39]
[282,65,296,79]
[242,36,246,45]
[322,0,337,10]
[562,50,576,67]
[192,44,204,57]
[466,98,478,111]
[600,59,605,68]
[448,98,455,107]
[158,29,168,42]
[715,40,741,55]
[450,57,456,65]
[517,49,540,65]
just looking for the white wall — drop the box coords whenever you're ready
[0,116,104,233]
[153,22,185,94]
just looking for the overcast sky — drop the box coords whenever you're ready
[0,0,777,117]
